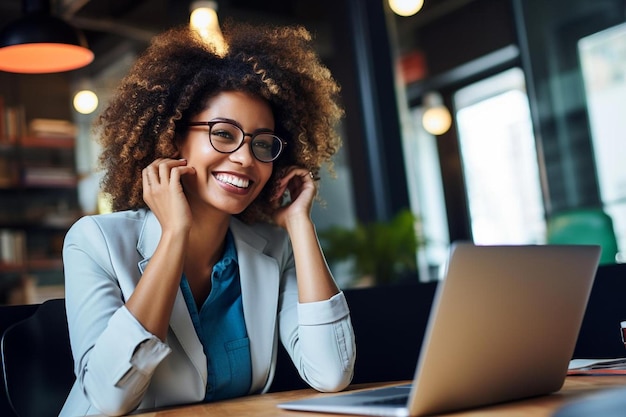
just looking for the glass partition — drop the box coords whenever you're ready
[578,23,626,261]
[453,67,546,245]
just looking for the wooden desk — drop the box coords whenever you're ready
[125,376,626,416]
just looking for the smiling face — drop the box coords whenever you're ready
[178,91,275,217]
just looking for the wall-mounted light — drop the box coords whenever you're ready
[73,89,98,115]
[388,0,425,17]
[422,92,452,135]
[0,0,94,74]
[190,0,225,54]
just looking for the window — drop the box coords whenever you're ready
[453,68,546,245]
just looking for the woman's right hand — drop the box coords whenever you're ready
[142,158,196,234]
[126,158,196,341]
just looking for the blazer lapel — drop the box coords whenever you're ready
[136,210,207,386]
[230,219,280,393]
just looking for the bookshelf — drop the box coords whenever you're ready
[0,73,80,304]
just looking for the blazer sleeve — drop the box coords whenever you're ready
[63,216,171,416]
[277,246,356,392]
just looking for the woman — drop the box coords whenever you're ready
[61,21,355,416]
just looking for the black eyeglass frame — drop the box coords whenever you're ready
[187,118,287,163]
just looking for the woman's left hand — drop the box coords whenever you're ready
[271,166,318,228]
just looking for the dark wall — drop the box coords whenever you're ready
[417,0,517,77]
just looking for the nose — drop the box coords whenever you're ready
[229,136,255,166]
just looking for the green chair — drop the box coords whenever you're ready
[546,208,619,265]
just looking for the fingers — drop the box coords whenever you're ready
[143,158,194,188]
[279,167,317,187]
[142,158,196,208]
[142,158,195,232]
[272,167,312,202]
[271,166,320,208]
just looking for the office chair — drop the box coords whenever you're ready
[1,298,75,417]
[0,303,39,417]
[269,281,438,392]
[546,208,619,265]
[574,262,626,358]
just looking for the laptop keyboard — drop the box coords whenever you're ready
[362,395,409,406]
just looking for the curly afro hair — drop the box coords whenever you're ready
[96,21,344,223]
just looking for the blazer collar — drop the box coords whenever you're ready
[136,211,270,258]
[137,209,161,260]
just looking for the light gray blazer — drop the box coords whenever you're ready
[60,209,355,416]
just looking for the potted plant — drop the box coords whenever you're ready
[319,209,423,286]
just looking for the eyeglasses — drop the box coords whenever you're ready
[187,118,287,162]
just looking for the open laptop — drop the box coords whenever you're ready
[278,243,601,417]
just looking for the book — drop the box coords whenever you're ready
[568,358,626,375]
[28,118,76,139]
[0,96,5,144]
[22,166,76,187]
[5,105,25,142]
[0,229,26,265]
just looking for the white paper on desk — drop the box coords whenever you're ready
[569,358,626,370]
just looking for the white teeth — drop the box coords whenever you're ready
[215,173,250,188]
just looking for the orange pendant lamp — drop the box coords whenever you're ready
[0,0,94,74]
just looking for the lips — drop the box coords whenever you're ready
[214,172,251,189]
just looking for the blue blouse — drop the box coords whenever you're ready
[180,230,252,401]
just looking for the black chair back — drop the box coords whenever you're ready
[1,298,75,417]
[0,303,39,417]
[573,262,626,358]
[269,281,438,392]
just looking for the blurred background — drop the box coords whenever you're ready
[0,0,624,304]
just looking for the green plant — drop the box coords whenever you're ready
[319,209,422,285]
